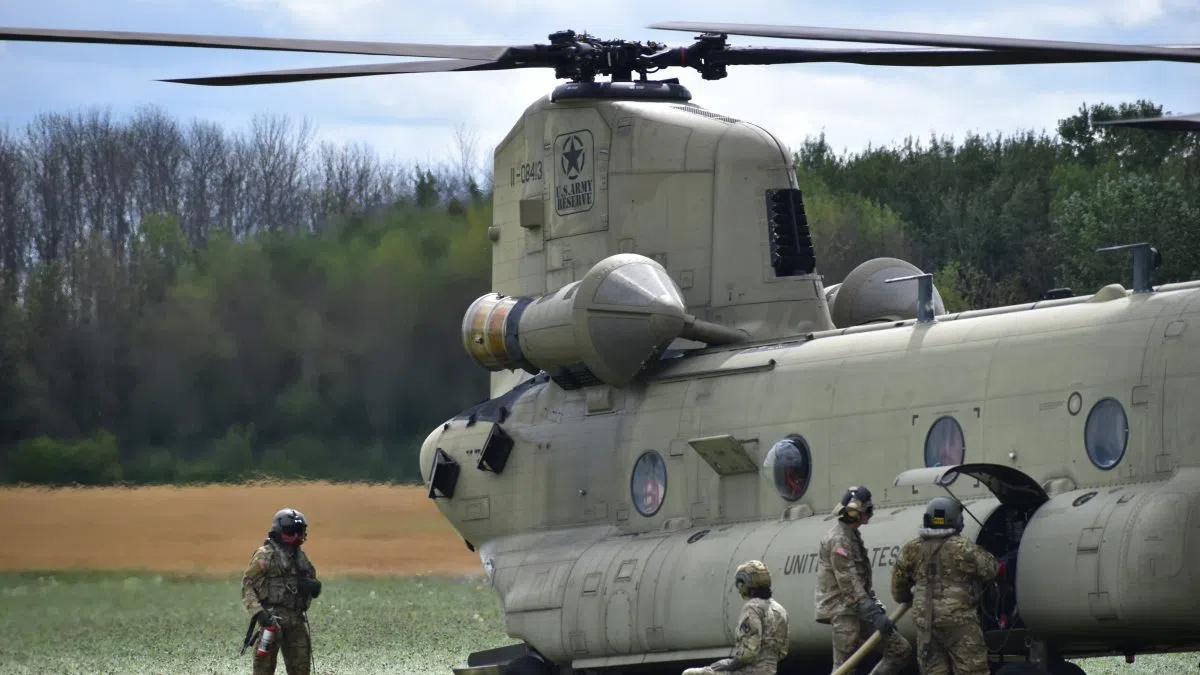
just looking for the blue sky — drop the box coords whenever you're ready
[2,0,1199,178]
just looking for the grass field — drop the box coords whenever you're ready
[0,571,512,674]
[0,482,1194,674]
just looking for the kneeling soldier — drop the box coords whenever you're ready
[682,560,789,674]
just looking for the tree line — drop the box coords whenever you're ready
[0,100,1196,487]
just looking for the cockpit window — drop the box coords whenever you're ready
[631,450,667,516]
[1085,397,1128,470]
[765,434,812,501]
[925,416,965,468]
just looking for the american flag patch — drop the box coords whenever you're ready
[835,546,849,557]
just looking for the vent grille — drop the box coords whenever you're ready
[671,105,740,124]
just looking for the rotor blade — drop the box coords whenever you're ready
[720,46,1200,67]
[650,21,1200,63]
[1096,113,1200,131]
[162,59,517,86]
[0,26,513,60]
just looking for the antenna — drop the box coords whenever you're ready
[885,272,936,323]
[1096,242,1162,293]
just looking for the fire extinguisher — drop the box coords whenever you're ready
[256,622,278,658]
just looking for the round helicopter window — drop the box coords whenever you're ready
[1085,397,1128,470]
[924,416,965,468]
[630,450,667,517]
[765,434,812,501]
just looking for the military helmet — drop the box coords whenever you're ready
[835,485,874,522]
[270,508,308,538]
[923,496,963,532]
[734,560,771,598]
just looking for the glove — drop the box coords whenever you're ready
[300,577,322,599]
[254,610,280,628]
[860,600,895,635]
[871,611,896,636]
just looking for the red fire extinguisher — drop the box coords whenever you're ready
[256,623,278,658]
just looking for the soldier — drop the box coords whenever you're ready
[682,560,789,674]
[815,485,912,675]
[241,508,322,675]
[891,496,998,675]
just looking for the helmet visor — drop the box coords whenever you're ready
[281,521,307,536]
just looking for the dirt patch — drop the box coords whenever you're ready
[0,482,482,577]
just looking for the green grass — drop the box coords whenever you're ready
[0,571,513,675]
[0,571,1194,674]
[1071,653,1197,675]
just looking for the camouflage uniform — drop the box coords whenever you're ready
[682,597,789,674]
[890,527,998,675]
[242,538,319,675]
[816,520,912,674]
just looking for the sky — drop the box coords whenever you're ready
[2,0,1199,179]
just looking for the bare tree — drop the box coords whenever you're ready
[181,119,228,246]
[0,127,30,298]
[128,105,186,230]
[245,114,314,234]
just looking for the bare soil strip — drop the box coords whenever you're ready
[0,482,483,577]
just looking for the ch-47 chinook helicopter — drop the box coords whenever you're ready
[5,17,1200,675]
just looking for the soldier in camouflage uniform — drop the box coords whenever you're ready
[815,485,912,675]
[682,560,789,674]
[891,496,998,675]
[242,508,322,675]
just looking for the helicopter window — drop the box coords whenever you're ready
[1085,397,1128,470]
[631,450,667,517]
[924,416,965,468]
[764,434,812,501]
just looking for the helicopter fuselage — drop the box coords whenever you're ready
[420,84,1200,674]
[423,276,1200,672]
[424,277,1200,667]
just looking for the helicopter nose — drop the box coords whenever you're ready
[418,424,445,486]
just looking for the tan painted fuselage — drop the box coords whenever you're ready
[425,278,1200,670]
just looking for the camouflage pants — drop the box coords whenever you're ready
[830,615,912,675]
[252,612,311,675]
[916,621,989,675]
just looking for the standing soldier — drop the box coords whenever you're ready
[241,508,322,675]
[682,560,789,674]
[815,485,912,675]
[891,496,998,675]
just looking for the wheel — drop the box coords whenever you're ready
[1047,661,1086,675]
[501,654,552,675]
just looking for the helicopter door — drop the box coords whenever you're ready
[891,462,1049,511]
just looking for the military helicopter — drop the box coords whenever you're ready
[4,18,1200,675]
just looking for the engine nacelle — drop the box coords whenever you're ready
[826,257,946,327]
[462,253,746,387]
[1014,470,1200,647]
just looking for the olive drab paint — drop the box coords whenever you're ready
[422,86,1200,675]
